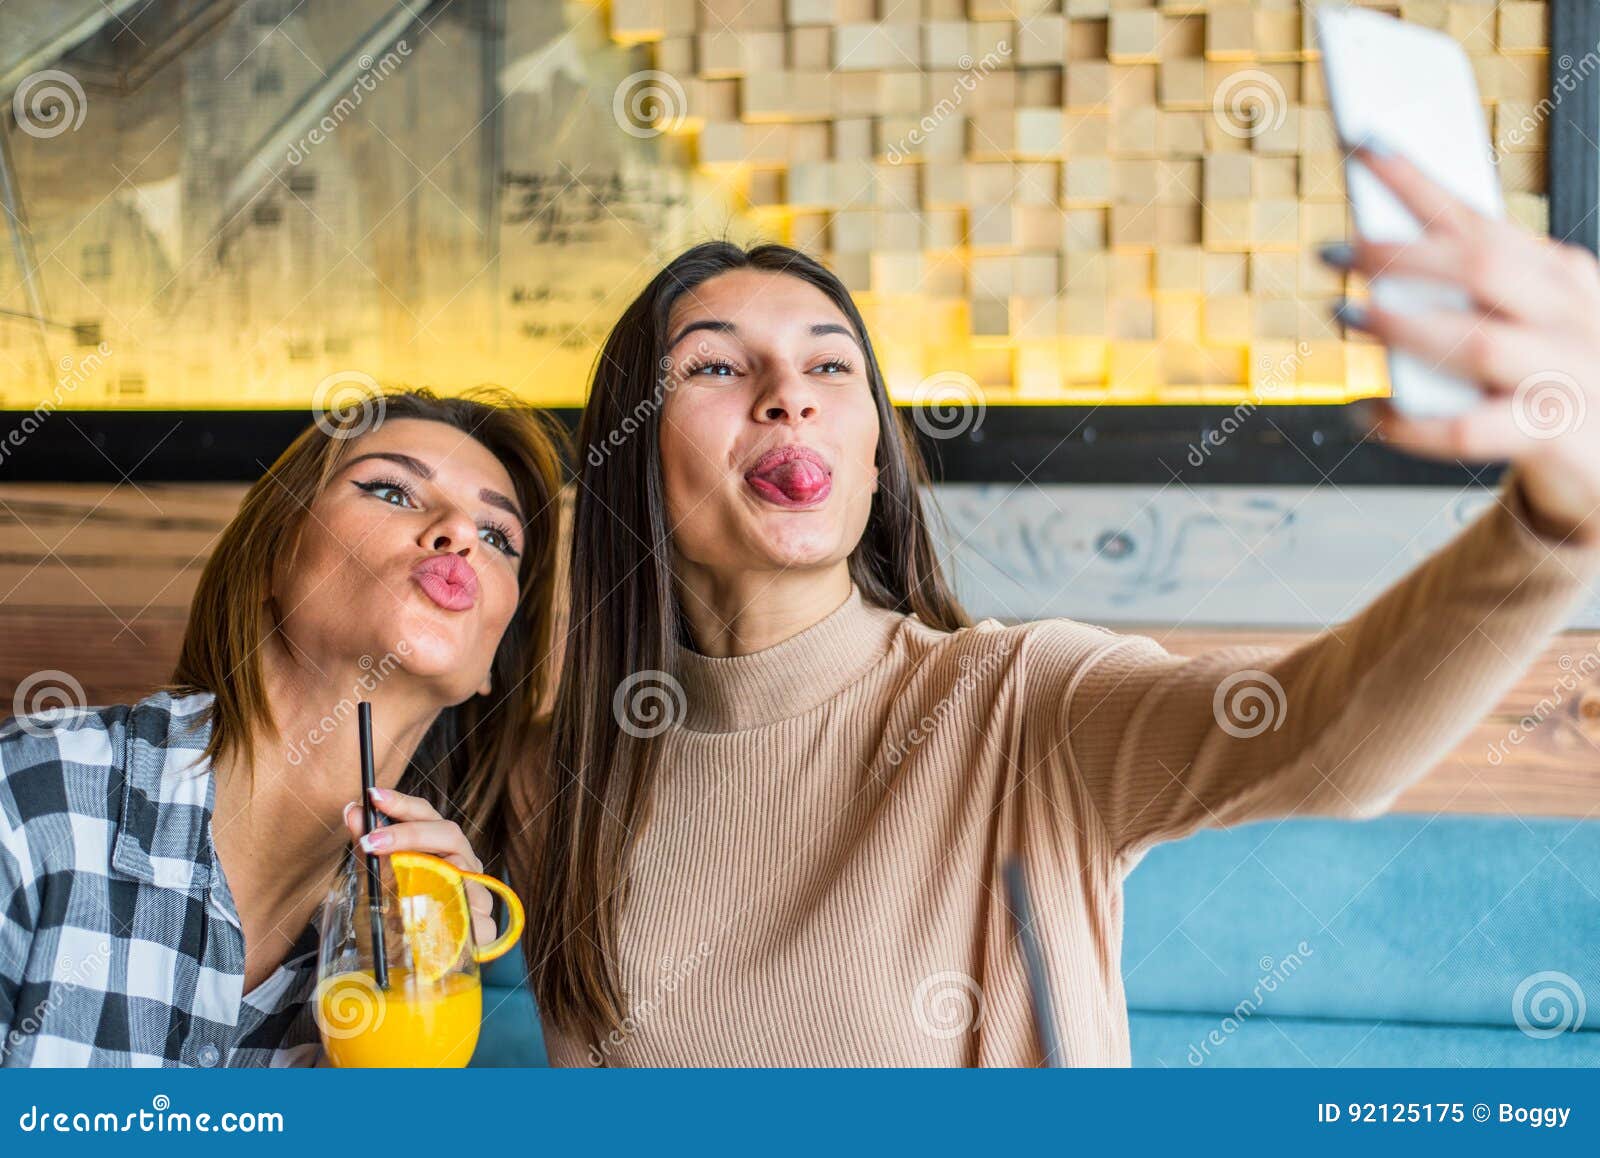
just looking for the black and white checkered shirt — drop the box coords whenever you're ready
[0,689,321,1067]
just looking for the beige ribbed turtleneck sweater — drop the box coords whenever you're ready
[545,478,1600,1067]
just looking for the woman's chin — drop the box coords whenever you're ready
[381,624,477,687]
[746,527,852,571]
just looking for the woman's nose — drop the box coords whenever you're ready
[420,507,478,554]
[753,371,820,423]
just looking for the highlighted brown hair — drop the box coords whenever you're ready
[169,387,566,869]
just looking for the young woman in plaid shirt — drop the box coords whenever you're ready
[0,389,563,1066]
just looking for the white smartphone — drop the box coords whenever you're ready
[1316,5,1503,418]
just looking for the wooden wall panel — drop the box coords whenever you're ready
[610,0,1552,405]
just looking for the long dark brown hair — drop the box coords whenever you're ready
[527,241,968,1036]
[169,387,566,875]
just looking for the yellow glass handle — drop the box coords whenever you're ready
[459,870,526,963]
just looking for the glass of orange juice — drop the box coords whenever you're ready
[314,850,525,1067]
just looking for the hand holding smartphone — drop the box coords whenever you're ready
[1316,5,1505,418]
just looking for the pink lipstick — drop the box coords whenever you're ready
[411,553,479,611]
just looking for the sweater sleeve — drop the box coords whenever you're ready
[1054,471,1600,859]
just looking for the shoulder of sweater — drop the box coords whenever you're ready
[896,609,1150,668]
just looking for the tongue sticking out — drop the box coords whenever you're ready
[749,458,830,505]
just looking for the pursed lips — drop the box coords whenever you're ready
[410,553,479,611]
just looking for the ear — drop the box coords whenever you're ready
[478,672,493,697]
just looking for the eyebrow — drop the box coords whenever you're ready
[341,451,525,527]
[666,319,860,350]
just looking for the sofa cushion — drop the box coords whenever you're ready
[470,947,546,1066]
[1131,1010,1600,1067]
[1122,814,1597,1063]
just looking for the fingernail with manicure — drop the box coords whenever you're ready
[368,786,386,803]
[359,830,391,852]
[1331,299,1369,331]
[1318,241,1355,269]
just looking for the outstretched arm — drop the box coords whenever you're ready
[1060,475,1599,858]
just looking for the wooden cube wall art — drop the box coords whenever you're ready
[610,0,1549,404]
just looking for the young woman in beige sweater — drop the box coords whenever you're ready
[524,145,1600,1066]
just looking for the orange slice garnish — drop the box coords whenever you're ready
[392,852,471,985]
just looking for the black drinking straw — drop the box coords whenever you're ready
[358,701,388,990]
[1003,855,1063,1068]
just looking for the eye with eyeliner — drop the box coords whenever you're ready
[479,519,520,558]
[354,476,418,507]
[352,476,522,558]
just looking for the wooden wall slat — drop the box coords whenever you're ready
[0,484,247,611]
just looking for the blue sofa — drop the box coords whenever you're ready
[1124,814,1598,1066]
[471,815,1598,1066]
[473,943,548,1066]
